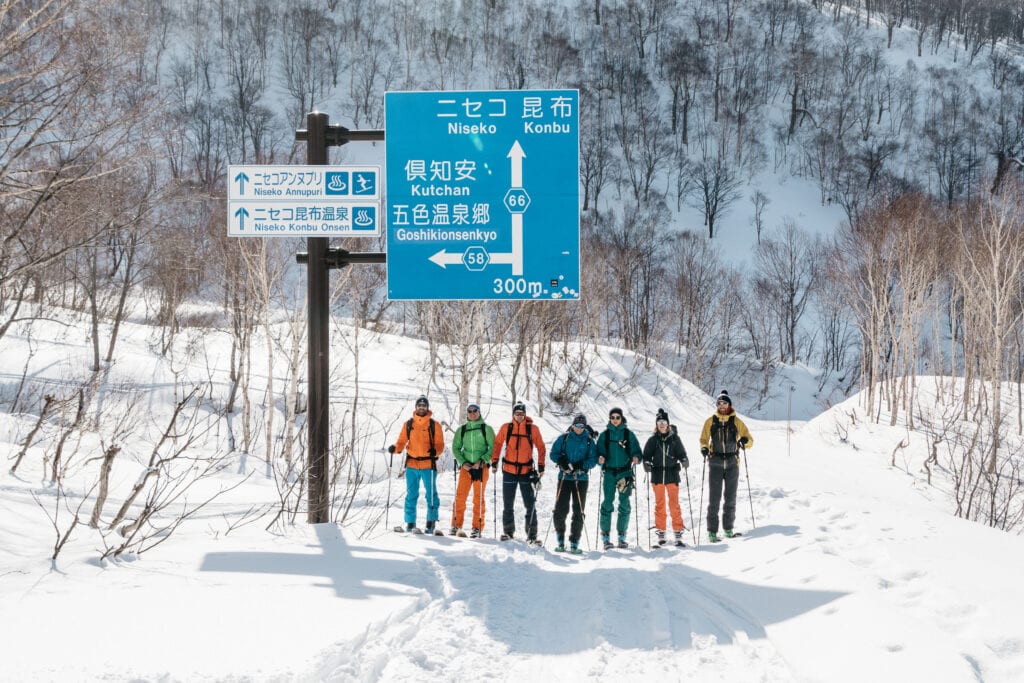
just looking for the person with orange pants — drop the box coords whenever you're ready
[389,395,446,534]
[641,408,689,547]
[449,403,494,538]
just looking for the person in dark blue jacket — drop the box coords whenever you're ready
[549,414,599,554]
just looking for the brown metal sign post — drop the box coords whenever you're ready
[295,112,384,524]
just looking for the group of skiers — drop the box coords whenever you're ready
[387,391,754,550]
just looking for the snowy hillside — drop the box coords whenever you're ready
[3,313,1024,682]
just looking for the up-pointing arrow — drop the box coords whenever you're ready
[234,172,250,195]
[507,141,526,188]
[234,207,250,231]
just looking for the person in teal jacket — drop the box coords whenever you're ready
[596,407,642,549]
[450,403,495,537]
[549,414,599,553]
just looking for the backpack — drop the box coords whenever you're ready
[405,417,438,467]
[709,415,738,454]
[504,421,534,449]
[460,422,485,441]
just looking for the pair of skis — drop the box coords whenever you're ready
[393,525,444,536]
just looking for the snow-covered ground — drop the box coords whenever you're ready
[2,311,1023,682]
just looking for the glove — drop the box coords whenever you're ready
[490,461,498,471]
[700,447,710,459]
[566,462,575,472]
[615,476,634,494]
[680,455,689,469]
[642,461,651,473]
[738,436,749,446]
[387,445,396,454]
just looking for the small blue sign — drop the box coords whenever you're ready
[352,171,376,196]
[352,206,376,230]
[325,172,350,195]
[385,89,580,300]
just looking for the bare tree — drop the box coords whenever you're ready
[688,114,744,238]
[752,220,822,365]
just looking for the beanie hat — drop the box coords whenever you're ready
[512,402,526,414]
[415,395,429,408]
[716,390,732,406]
[467,403,480,412]
[572,414,588,426]
[656,408,669,423]
[609,407,623,418]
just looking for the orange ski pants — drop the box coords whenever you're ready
[451,466,489,530]
[652,482,685,532]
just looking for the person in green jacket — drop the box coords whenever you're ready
[597,407,642,549]
[449,403,495,538]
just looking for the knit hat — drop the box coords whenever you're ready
[656,408,669,423]
[572,414,588,427]
[609,407,623,418]
[415,395,429,408]
[512,402,526,414]
[715,390,732,406]
[467,403,480,412]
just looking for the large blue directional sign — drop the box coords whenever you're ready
[385,90,580,300]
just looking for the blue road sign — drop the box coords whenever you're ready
[385,90,580,300]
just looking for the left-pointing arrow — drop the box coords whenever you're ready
[234,172,250,195]
[428,249,464,269]
[234,207,250,231]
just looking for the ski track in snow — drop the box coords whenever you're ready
[297,450,1024,683]
[313,534,797,682]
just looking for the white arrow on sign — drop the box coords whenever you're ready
[483,141,526,275]
[427,142,526,273]
[428,249,464,269]
[508,141,525,187]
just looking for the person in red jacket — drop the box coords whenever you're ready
[490,402,546,543]
[389,395,446,534]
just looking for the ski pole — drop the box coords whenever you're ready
[543,475,565,545]
[741,443,756,529]
[450,459,459,533]
[572,479,590,550]
[492,464,498,539]
[632,466,639,549]
[683,463,696,546]
[645,468,652,550]
[594,468,603,544]
[385,449,394,531]
[697,452,707,548]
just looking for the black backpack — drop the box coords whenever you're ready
[709,415,738,454]
[405,417,438,467]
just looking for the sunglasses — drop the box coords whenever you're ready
[716,400,729,406]
[513,411,525,416]
[467,408,479,413]
[609,415,623,421]
[656,419,668,425]
[573,423,585,429]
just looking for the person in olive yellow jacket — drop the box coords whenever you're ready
[491,402,546,542]
[698,390,754,543]
[449,403,495,537]
[389,395,446,534]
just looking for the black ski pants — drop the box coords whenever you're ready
[502,472,538,539]
[706,454,740,534]
[552,479,589,544]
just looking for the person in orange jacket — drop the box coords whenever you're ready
[389,395,446,534]
[490,402,546,543]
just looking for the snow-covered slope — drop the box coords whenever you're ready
[2,315,1023,682]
